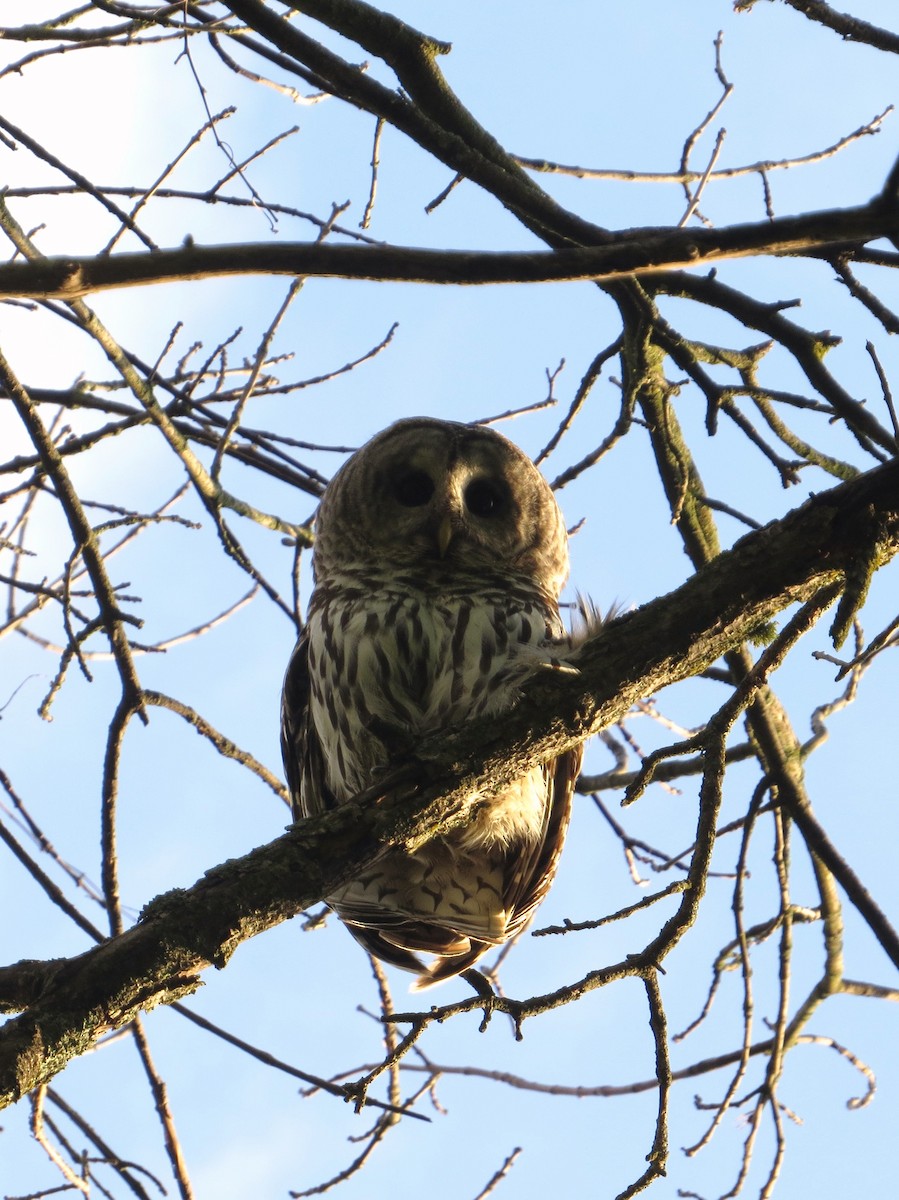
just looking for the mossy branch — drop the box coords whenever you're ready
[0,459,896,1106]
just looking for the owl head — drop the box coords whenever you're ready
[312,418,570,597]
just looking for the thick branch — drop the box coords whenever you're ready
[0,457,897,1107]
[0,202,897,300]
[776,0,899,55]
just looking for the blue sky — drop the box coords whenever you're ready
[1,2,898,1198]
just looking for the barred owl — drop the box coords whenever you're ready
[281,417,585,989]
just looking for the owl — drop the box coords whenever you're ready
[281,417,586,989]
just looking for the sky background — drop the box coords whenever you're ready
[1,2,898,1198]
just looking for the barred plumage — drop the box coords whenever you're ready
[281,417,585,988]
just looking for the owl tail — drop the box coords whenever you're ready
[345,923,485,988]
[409,941,491,991]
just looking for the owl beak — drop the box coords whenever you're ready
[436,514,454,557]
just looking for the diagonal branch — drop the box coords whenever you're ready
[0,457,897,1108]
[769,0,899,56]
[0,348,145,716]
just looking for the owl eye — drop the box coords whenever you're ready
[392,468,435,507]
[464,478,506,518]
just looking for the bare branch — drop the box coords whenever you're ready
[1,201,898,300]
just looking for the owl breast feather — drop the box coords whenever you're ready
[306,583,561,813]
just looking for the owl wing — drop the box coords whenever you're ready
[281,625,338,819]
[282,624,434,975]
[502,742,582,940]
[411,743,582,989]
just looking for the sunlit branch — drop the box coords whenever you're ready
[1,201,897,300]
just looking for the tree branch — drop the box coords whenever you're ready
[0,457,897,1107]
[772,0,899,56]
[0,201,897,300]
